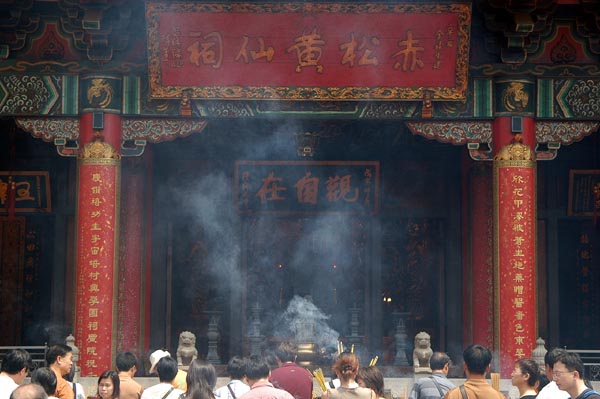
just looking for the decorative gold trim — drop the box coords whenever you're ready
[79,140,121,163]
[492,161,538,369]
[494,143,535,161]
[493,159,536,168]
[112,161,122,370]
[87,78,114,109]
[146,2,471,101]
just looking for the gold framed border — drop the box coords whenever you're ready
[146,2,471,101]
[0,171,52,213]
[492,160,538,372]
[567,169,600,217]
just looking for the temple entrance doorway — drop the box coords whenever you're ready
[243,215,368,360]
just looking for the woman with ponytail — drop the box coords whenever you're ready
[322,353,375,399]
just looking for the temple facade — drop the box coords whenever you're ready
[0,0,600,379]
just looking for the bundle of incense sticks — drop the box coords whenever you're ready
[312,368,327,391]
[351,344,354,353]
[491,373,500,392]
[337,341,345,354]
[369,356,378,366]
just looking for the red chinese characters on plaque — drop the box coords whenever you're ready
[146,2,471,100]
[495,164,536,377]
[235,161,379,214]
[75,165,118,376]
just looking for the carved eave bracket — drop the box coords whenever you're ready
[535,121,600,160]
[408,120,600,162]
[406,121,494,160]
[15,117,209,157]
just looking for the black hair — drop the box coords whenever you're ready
[357,366,384,398]
[116,352,138,372]
[97,370,120,399]
[463,344,492,375]
[245,355,270,380]
[555,352,585,379]
[45,344,72,365]
[30,367,57,396]
[1,349,33,374]
[544,348,567,368]
[516,359,540,387]
[275,342,297,363]
[430,352,451,371]
[227,356,247,380]
[157,356,179,382]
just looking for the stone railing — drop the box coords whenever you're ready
[0,345,48,370]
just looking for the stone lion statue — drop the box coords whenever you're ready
[413,331,433,370]
[176,331,198,369]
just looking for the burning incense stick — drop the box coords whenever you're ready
[369,355,378,366]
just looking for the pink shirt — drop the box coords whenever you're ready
[239,381,295,399]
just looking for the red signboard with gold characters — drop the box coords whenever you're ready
[75,163,119,376]
[495,162,537,377]
[146,2,471,101]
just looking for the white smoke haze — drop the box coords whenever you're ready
[166,121,379,359]
[175,170,242,297]
[276,295,341,350]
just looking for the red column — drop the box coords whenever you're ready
[465,161,494,348]
[74,112,122,376]
[117,158,145,356]
[493,116,537,377]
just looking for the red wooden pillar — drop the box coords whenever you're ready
[464,161,494,348]
[74,76,123,376]
[492,111,537,377]
[117,158,146,356]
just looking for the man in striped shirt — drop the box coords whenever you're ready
[408,352,456,399]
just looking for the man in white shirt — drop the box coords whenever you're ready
[537,348,570,399]
[141,356,184,399]
[215,356,249,399]
[0,349,33,399]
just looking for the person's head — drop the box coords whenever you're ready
[157,356,179,383]
[332,352,359,382]
[262,350,278,371]
[429,352,451,373]
[46,344,73,376]
[356,366,384,397]
[244,355,270,382]
[30,367,57,396]
[511,359,540,390]
[116,352,138,374]
[226,356,247,380]
[462,344,492,375]
[1,349,33,384]
[544,348,567,379]
[187,359,217,390]
[149,350,170,375]
[9,384,48,399]
[275,342,297,363]
[553,352,585,393]
[185,360,217,399]
[97,370,120,399]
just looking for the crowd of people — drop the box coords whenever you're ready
[0,343,599,399]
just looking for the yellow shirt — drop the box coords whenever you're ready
[173,369,187,391]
